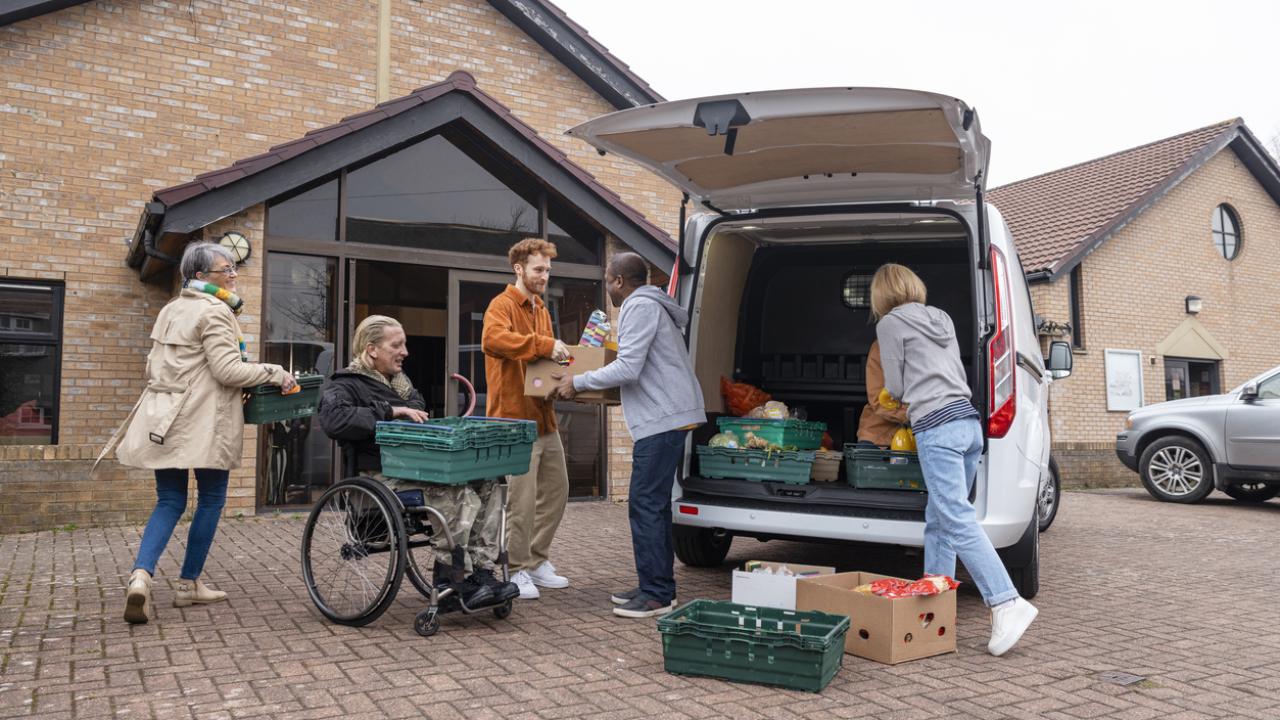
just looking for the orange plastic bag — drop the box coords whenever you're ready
[720,377,772,417]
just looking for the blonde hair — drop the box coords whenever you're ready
[352,315,403,363]
[870,263,927,320]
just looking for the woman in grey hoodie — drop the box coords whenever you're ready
[871,263,1038,657]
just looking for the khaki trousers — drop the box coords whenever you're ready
[505,431,568,572]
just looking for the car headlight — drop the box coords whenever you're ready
[1123,415,1135,430]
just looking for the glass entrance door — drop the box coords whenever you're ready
[448,271,607,498]
[1164,358,1221,401]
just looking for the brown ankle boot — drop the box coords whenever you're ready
[173,578,227,607]
[123,569,152,624]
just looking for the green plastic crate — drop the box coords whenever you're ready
[378,441,533,485]
[242,374,324,424]
[657,600,849,693]
[375,417,536,451]
[696,446,815,485]
[715,417,826,450]
[844,445,926,491]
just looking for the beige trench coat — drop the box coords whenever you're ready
[109,289,285,471]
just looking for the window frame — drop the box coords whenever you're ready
[0,279,65,445]
[1211,203,1242,261]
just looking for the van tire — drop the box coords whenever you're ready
[672,525,733,567]
[999,515,1039,600]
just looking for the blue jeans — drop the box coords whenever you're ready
[628,429,687,604]
[915,418,1019,607]
[133,468,229,580]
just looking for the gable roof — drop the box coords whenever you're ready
[1,0,660,111]
[988,119,1280,282]
[126,71,675,282]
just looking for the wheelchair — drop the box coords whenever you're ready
[299,375,514,637]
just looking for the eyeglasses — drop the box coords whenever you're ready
[206,266,238,276]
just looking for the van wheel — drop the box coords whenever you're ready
[672,526,733,567]
[1037,457,1062,533]
[1139,437,1213,503]
[999,516,1039,600]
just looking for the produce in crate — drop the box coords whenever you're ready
[707,431,741,449]
[720,376,771,417]
[890,426,917,452]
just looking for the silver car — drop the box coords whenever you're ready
[1116,364,1280,503]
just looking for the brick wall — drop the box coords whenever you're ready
[1026,149,1280,486]
[1,0,681,529]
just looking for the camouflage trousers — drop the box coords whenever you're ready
[360,472,502,572]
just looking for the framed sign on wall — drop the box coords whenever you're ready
[1105,349,1145,412]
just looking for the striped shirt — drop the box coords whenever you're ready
[912,399,980,434]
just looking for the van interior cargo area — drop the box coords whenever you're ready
[683,216,980,518]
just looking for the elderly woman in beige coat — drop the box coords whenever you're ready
[108,241,295,624]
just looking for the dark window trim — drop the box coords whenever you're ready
[0,279,64,444]
[1212,203,1241,261]
[1069,265,1084,350]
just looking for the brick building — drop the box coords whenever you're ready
[0,0,685,531]
[990,120,1280,486]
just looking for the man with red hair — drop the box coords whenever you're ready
[482,238,572,600]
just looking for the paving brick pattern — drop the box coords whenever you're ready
[2,489,1279,719]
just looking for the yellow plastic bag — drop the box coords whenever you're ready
[877,388,900,410]
[890,426,917,452]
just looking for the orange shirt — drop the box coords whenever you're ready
[856,340,910,446]
[481,284,558,435]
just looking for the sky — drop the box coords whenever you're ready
[552,0,1280,187]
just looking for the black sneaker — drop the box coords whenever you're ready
[455,576,495,608]
[613,594,676,619]
[610,587,641,605]
[470,569,519,604]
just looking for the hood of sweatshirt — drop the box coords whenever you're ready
[884,302,955,347]
[628,285,689,329]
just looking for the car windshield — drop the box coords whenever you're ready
[1229,364,1280,394]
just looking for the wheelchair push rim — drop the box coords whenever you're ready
[301,477,407,626]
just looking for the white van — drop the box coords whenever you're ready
[569,88,1073,598]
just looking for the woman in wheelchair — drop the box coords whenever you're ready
[317,315,518,609]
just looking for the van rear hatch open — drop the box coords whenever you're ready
[567,87,990,210]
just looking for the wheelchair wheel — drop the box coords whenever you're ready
[404,534,436,599]
[301,477,407,626]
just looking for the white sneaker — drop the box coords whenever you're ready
[511,570,540,600]
[527,560,569,589]
[988,597,1038,657]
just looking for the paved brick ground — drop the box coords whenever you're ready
[2,488,1279,719]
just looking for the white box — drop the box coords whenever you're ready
[730,560,836,610]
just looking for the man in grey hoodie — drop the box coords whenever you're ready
[553,252,705,618]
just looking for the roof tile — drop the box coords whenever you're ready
[989,120,1238,275]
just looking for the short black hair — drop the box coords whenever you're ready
[607,252,649,287]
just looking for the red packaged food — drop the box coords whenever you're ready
[720,377,772,417]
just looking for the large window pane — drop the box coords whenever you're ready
[259,253,337,506]
[547,193,603,265]
[346,133,540,254]
[0,283,57,336]
[0,344,56,445]
[267,179,339,243]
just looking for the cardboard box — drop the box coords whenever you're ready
[731,560,836,610]
[796,571,957,664]
[523,345,620,405]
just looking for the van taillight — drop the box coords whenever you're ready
[987,246,1016,438]
[667,259,680,297]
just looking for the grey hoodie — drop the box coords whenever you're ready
[876,303,973,425]
[574,285,706,441]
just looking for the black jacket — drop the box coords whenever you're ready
[317,370,426,473]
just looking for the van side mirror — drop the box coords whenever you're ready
[1241,382,1259,402]
[1046,341,1073,379]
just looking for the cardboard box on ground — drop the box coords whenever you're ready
[524,345,620,405]
[796,571,957,664]
[731,561,835,610]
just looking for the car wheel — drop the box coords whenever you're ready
[1038,457,1062,533]
[1139,436,1214,503]
[1222,482,1280,503]
[672,525,733,567]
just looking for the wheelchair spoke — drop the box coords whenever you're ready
[302,482,403,622]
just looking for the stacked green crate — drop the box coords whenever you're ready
[375,418,536,484]
[695,446,815,485]
[243,374,325,424]
[657,600,849,692]
[715,417,826,450]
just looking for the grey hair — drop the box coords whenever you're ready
[180,241,236,283]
